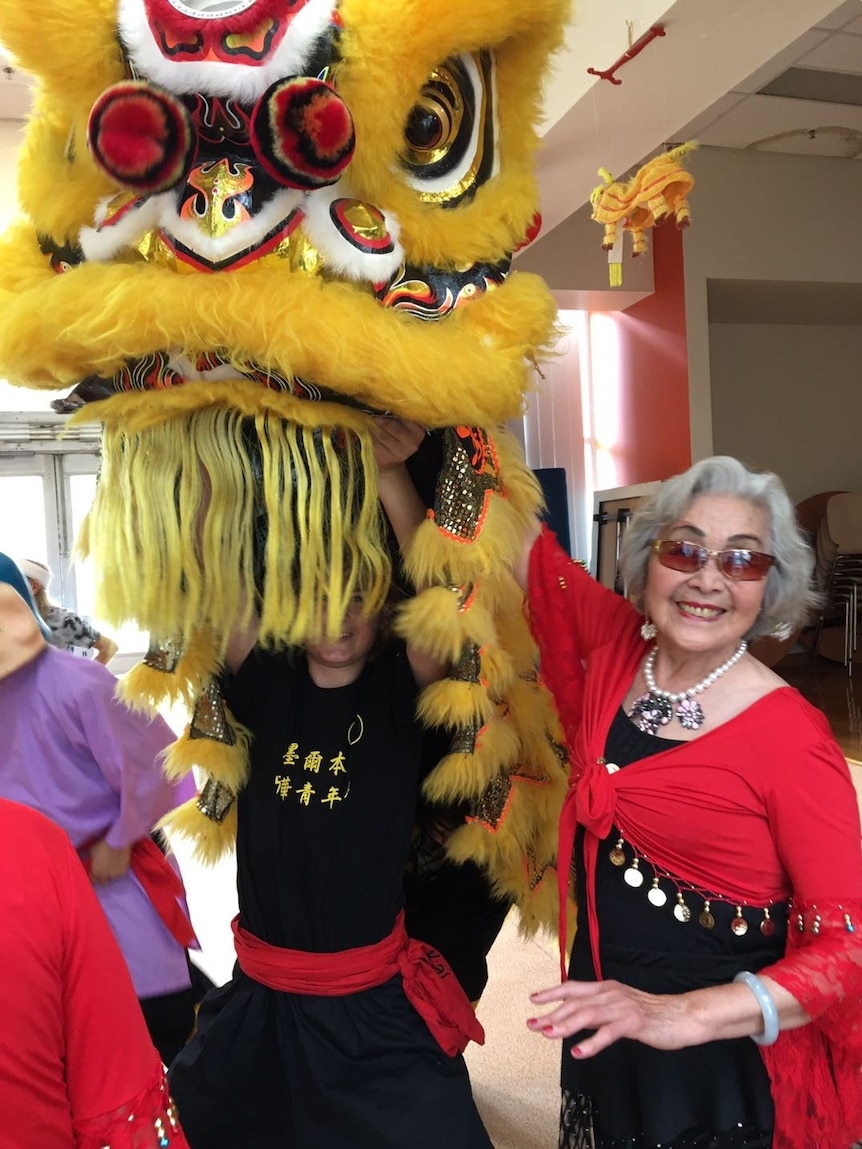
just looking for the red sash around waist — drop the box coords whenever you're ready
[81,836,198,950]
[232,910,485,1058]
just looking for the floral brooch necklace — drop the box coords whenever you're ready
[629,640,748,734]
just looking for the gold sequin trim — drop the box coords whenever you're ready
[525,847,550,892]
[449,718,481,756]
[196,777,235,824]
[468,772,512,829]
[189,679,237,746]
[451,642,481,684]
[143,637,183,675]
[433,427,500,541]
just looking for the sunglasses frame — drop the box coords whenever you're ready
[651,538,775,581]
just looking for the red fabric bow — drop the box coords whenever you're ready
[233,911,485,1058]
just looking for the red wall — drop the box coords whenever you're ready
[590,222,691,488]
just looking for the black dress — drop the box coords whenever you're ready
[169,644,492,1149]
[560,710,784,1149]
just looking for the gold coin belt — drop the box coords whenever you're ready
[608,834,782,937]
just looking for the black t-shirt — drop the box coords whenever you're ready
[222,642,422,952]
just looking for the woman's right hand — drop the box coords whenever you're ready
[527,977,700,1056]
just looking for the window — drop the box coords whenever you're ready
[0,409,148,664]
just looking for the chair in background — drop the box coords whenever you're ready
[811,493,862,675]
[750,491,847,670]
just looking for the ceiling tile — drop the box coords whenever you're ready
[695,92,862,151]
[815,1,862,30]
[732,30,831,93]
[798,31,862,73]
[675,93,748,141]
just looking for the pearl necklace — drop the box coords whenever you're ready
[629,639,748,734]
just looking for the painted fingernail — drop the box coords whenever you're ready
[527,1017,538,1026]
[542,1025,554,1035]
[571,1046,583,1058]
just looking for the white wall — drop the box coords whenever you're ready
[0,119,23,227]
[709,323,862,501]
[684,146,862,463]
[522,312,593,561]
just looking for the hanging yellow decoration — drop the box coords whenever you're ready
[591,141,698,286]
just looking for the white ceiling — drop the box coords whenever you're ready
[678,0,862,159]
[533,0,847,236]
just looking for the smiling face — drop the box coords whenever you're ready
[643,494,771,666]
[304,592,380,687]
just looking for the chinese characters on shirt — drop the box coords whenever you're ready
[273,721,360,810]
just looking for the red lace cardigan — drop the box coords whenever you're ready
[527,526,862,1149]
[0,799,189,1149]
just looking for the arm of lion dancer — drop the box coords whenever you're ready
[370,417,447,688]
[223,605,260,676]
[370,417,429,556]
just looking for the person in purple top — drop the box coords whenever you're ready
[0,553,197,1064]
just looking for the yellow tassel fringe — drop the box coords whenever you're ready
[160,797,238,866]
[161,723,251,792]
[79,398,390,652]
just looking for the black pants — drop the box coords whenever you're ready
[140,986,198,1066]
[404,858,510,1002]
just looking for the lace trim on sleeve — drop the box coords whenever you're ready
[761,899,862,1017]
[74,1066,189,1149]
[759,899,862,1149]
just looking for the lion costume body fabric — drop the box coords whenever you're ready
[0,0,570,930]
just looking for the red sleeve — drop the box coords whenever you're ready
[526,525,640,746]
[760,733,862,1014]
[60,839,190,1148]
[757,730,862,1144]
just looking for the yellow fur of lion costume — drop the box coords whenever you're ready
[0,0,570,931]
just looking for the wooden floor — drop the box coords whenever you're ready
[780,650,862,762]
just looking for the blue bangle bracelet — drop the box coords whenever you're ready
[733,970,780,1046]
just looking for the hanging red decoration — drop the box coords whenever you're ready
[587,25,666,86]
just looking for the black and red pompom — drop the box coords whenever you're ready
[251,76,355,190]
[88,81,193,193]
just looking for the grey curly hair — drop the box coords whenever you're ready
[619,456,820,640]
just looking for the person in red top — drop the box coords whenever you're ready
[0,797,189,1149]
[516,455,862,1149]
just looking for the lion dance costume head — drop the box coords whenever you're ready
[0,0,570,928]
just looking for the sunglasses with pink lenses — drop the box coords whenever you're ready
[652,539,775,581]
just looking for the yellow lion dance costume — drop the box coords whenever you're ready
[0,0,569,931]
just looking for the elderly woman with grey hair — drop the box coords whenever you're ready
[518,456,862,1149]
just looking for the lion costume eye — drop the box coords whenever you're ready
[401,51,497,208]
